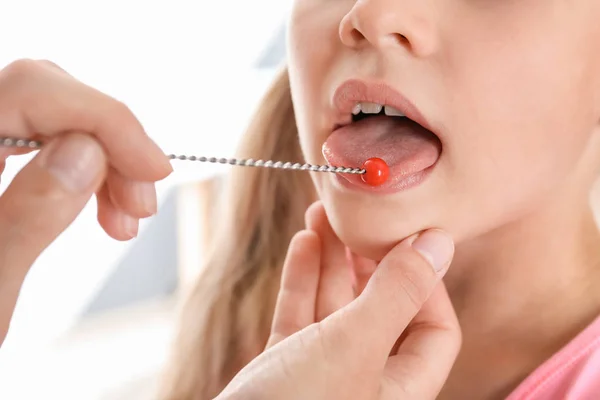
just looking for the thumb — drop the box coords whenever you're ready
[332,229,454,356]
[0,132,107,276]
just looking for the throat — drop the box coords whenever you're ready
[438,201,600,399]
[445,201,600,325]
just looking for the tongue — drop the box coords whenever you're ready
[323,115,441,175]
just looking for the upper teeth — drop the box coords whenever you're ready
[352,102,405,117]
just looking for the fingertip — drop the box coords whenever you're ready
[120,150,172,182]
[281,229,321,290]
[410,229,454,274]
[383,229,455,276]
[103,123,172,182]
[117,213,139,239]
[139,136,173,179]
[98,209,139,241]
[304,201,340,246]
[286,229,321,267]
[304,200,324,230]
[37,133,107,194]
[106,171,158,219]
[96,186,139,241]
[152,152,174,180]
[293,229,320,247]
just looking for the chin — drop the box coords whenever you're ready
[336,231,396,262]
[321,194,434,262]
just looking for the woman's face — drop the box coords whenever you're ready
[287,0,600,260]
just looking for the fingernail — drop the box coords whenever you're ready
[411,229,454,272]
[121,214,139,238]
[148,137,173,175]
[136,182,157,215]
[41,135,104,193]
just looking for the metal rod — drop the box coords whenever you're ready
[0,137,366,175]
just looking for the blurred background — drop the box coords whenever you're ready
[0,1,292,398]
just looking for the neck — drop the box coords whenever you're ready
[441,186,600,399]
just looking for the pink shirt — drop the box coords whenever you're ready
[506,314,600,400]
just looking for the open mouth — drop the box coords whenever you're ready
[322,80,442,192]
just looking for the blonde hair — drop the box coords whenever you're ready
[159,67,317,400]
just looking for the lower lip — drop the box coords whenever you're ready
[330,163,436,195]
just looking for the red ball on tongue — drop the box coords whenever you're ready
[361,157,389,186]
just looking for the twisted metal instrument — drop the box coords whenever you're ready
[0,137,366,175]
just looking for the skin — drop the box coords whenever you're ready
[0,59,172,345]
[287,0,600,398]
[218,202,460,400]
[0,59,460,399]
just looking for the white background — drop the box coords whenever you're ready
[0,1,291,398]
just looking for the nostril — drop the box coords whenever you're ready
[394,33,409,46]
[349,28,366,43]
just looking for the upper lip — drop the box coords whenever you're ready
[331,79,432,131]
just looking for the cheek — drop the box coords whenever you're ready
[318,188,430,261]
[444,29,596,217]
[428,5,599,235]
[287,2,345,163]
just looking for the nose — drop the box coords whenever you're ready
[339,0,439,57]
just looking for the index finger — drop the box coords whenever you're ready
[0,59,172,181]
[267,230,321,348]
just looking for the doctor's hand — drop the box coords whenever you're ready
[0,59,172,345]
[216,202,461,400]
